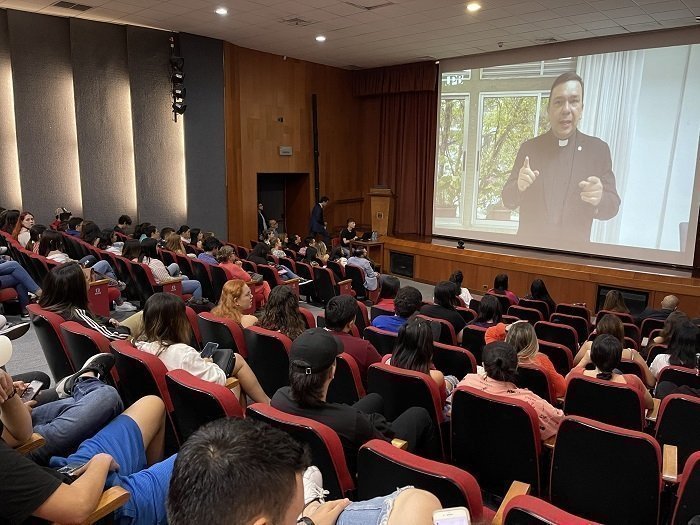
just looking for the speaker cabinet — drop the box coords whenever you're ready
[390,252,414,278]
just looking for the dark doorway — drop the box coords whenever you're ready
[257,173,310,239]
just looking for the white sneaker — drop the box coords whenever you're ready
[302,466,329,506]
[114,302,137,312]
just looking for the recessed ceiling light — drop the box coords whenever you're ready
[466,2,481,12]
[215,7,228,15]
[315,35,327,42]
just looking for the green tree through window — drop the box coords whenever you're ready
[436,97,467,216]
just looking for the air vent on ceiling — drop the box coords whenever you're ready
[51,1,93,11]
[535,37,558,44]
[279,17,316,27]
[344,1,394,11]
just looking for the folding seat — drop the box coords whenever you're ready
[293,261,317,301]
[535,321,578,356]
[564,374,647,431]
[549,312,588,343]
[326,352,365,405]
[641,317,665,339]
[503,495,600,525]
[357,439,496,524]
[173,252,194,276]
[246,403,355,499]
[416,314,457,345]
[159,249,177,268]
[646,343,667,364]
[455,306,476,324]
[355,300,370,331]
[623,322,642,348]
[615,358,647,383]
[369,304,393,320]
[27,304,75,381]
[326,259,345,281]
[462,324,487,363]
[519,298,550,320]
[508,305,543,324]
[654,394,700,471]
[344,264,379,303]
[130,263,186,305]
[197,312,247,357]
[657,365,700,390]
[537,339,573,376]
[189,258,215,301]
[468,298,481,312]
[312,266,354,304]
[433,342,476,379]
[596,309,634,324]
[257,263,300,298]
[60,321,119,383]
[549,415,663,525]
[515,362,554,404]
[165,369,243,442]
[241,259,257,273]
[554,303,591,323]
[451,386,544,496]
[670,451,700,525]
[236,245,249,259]
[363,326,397,356]
[208,264,232,303]
[243,326,291,397]
[299,306,316,329]
[185,305,202,349]
[104,254,139,301]
[485,293,511,316]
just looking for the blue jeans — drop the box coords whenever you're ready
[167,263,180,276]
[181,277,202,299]
[0,260,40,310]
[338,486,413,525]
[80,257,117,281]
[29,377,124,465]
[280,267,302,280]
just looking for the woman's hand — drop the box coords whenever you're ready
[109,318,120,327]
[0,369,15,403]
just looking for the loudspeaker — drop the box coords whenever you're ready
[390,252,414,278]
[595,286,649,315]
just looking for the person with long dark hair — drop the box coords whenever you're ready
[420,281,466,343]
[525,278,556,313]
[468,294,502,328]
[1,209,20,234]
[449,270,472,306]
[601,289,629,314]
[257,286,306,341]
[650,320,699,378]
[487,273,518,306]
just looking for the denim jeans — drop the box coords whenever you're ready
[181,278,203,299]
[167,263,181,276]
[0,260,40,310]
[79,257,118,281]
[29,377,124,465]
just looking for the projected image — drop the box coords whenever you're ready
[434,44,700,266]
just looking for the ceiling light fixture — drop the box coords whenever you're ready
[466,2,481,12]
[315,35,327,42]
[215,7,228,15]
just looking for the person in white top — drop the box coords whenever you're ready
[650,320,699,379]
[448,270,473,307]
[135,292,270,404]
[12,211,34,248]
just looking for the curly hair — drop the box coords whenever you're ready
[258,286,305,340]
[211,280,248,323]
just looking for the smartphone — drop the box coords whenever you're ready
[201,342,219,359]
[56,462,87,476]
[20,380,44,402]
[433,507,471,525]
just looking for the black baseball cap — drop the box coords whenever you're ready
[290,328,343,374]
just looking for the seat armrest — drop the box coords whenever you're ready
[663,444,678,483]
[338,279,353,286]
[391,438,408,450]
[646,398,660,422]
[88,279,110,287]
[492,481,531,525]
[77,486,130,525]
[160,276,184,284]
[543,435,556,450]
[16,433,45,455]
[225,377,240,390]
[283,278,301,284]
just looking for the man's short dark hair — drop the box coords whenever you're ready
[118,215,132,226]
[394,286,423,318]
[320,196,329,203]
[549,72,584,103]
[202,236,221,252]
[346,217,355,225]
[305,236,315,246]
[68,217,83,229]
[167,418,311,525]
[160,227,174,240]
[325,295,357,331]
[143,225,157,238]
[289,365,330,408]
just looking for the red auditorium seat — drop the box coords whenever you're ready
[515,361,555,404]
[654,393,700,471]
[504,495,600,525]
[197,312,247,357]
[326,352,365,405]
[508,304,544,324]
[433,342,476,379]
[535,321,578,355]
[670,451,700,525]
[243,326,291,398]
[27,304,75,381]
[518,298,551,320]
[416,314,457,345]
[362,326,397,356]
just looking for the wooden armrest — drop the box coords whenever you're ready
[89,279,110,287]
[160,276,184,284]
[16,433,45,455]
[77,486,130,525]
[646,398,661,422]
[225,377,240,390]
[492,481,531,525]
[663,444,678,483]
[543,435,556,450]
[391,438,408,450]
[556,397,565,405]
[283,278,301,284]
[338,279,353,286]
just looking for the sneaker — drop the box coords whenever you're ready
[0,321,30,341]
[55,353,116,398]
[302,466,328,506]
[19,312,30,321]
[117,281,127,291]
[114,302,137,312]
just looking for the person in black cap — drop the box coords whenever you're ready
[271,328,440,468]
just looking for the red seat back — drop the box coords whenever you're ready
[326,352,365,405]
[671,451,700,525]
[27,304,74,381]
[243,326,291,397]
[504,495,600,525]
[197,312,247,357]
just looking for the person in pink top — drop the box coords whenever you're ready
[487,273,519,306]
[216,245,270,308]
[455,342,563,441]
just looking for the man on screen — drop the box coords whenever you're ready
[501,72,620,245]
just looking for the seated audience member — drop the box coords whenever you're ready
[1,209,19,234]
[601,289,629,314]
[0,260,41,319]
[176,225,191,244]
[140,225,159,243]
[568,334,654,412]
[39,262,132,340]
[372,286,423,333]
[347,248,379,291]
[2,354,123,466]
[1,392,173,525]
[65,216,83,237]
[487,273,518,306]
[167,418,441,525]
[197,236,221,265]
[26,224,46,253]
[301,236,317,261]
[651,310,688,346]
[375,275,400,311]
[420,281,466,343]
[132,222,149,240]
[506,321,566,398]
[249,241,306,282]
[390,318,458,411]
[485,322,507,344]
[96,229,123,254]
[339,217,358,257]
[211,279,259,328]
[316,241,330,265]
[456,342,564,440]
[573,314,655,387]
[259,228,275,246]
[270,237,287,259]
[272,328,441,459]
[525,278,557,313]
[468,294,503,328]
[257,286,306,341]
[79,220,102,247]
[164,233,190,256]
[325,295,381,382]
[50,207,71,230]
[189,228,203,250]
[113,214,132,235]
[449,270,472,306]
[635,294,679,325]
[135,292,269,404]
[158,227,175,248]
[287,234,303,253]
[11,211,34,247]
[649,320,699,379]
[216,245,270,307]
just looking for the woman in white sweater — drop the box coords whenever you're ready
[135,292,270,404]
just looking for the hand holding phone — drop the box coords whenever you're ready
[201,342,219,359]
[20,380,44,402]
[433,507,471,525]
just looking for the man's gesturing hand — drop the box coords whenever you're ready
[578,176,603,207]
[518,156,539,192]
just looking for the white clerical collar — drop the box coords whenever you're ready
[558,139,569,147]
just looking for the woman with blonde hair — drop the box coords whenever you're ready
[164,233,188,255]
[316,241,330,265]
[506,321,566,398]
[211,279,258,328]
[601,289,629,314]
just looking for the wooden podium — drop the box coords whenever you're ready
[369,187,393,236]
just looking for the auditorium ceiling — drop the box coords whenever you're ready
[0,0,698,67]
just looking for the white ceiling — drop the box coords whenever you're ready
[1,0,699,68]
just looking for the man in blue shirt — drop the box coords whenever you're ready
[371,286,422,333]
[197,236,221,266]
